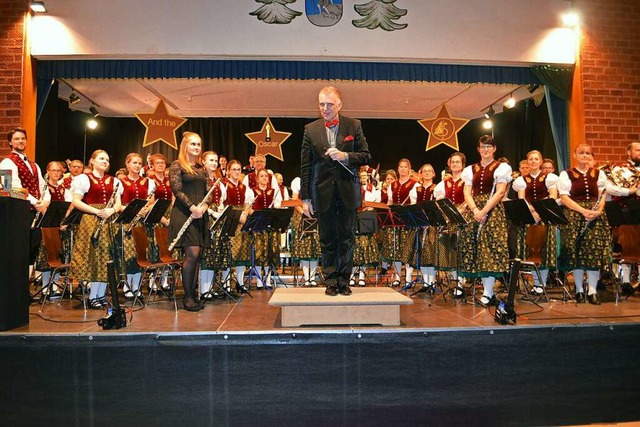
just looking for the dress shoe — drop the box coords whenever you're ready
[357,279,366,287]
[89,298,106,309]
[183,297,200,312]
[236,284,249,293]
[587,293,601,305]
[391,280,401,287]
[309,280,318,287]
[325,285,338,296]
[349,279,356,286]
[575,292,585,303]
[453,285,465,299]
[338,284,352,296]
[621,282,635,296]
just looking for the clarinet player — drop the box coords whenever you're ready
[168,132,211,312]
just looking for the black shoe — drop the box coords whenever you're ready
[575,292,585,303]
[338,284,352,296]
[530,286,544,296]
[621,282,635,296]
[453,285,464,299]
[236,284,249,293]
[325,285,338,296]
[587,293,601,305]
[89,298,106,309]
[183,297,200,312]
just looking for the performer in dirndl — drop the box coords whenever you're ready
[511,150,559,295]
[384,159,418,286]
[434,152,468,297]
[557,144,611,305]
[70,150,123,309]
[460,135,512,306]
[219,160,254,291]
[119,152,155,299]
[411,163,437,289]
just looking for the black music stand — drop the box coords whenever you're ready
[241,210,269,294]
[408,200,450,298]
[376,207,404,286]
[390,205,430,292]
[142,199,172,226]
[352,211,378,286]
[61,208,83,227]
[206,206,243,302]
[111,199,148,296]
[262,208,294,288]
[531,198,569,226]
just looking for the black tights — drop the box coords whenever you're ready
[182,245,202,300]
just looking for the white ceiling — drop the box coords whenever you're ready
[57,78,542,120]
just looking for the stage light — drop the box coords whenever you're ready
[84,119,98,165]
[562,12,579,27]
[30,1,46,13]
[68,92,80,105]
[89,106,99,117]
[86,119,98,130]
[484,106,495,120]
[482,119,493,130]
[503,95,516,109]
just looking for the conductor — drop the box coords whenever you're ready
[300,86,371,296]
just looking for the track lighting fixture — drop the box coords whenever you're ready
[503,95,516,109]
[30,1,46,13]
[484,106,495,119]
[89,106,99,118]
[68,92,80,105]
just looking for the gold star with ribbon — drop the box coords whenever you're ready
[418,104,469,152]
[245,118,291,161]
[135,99,187,150]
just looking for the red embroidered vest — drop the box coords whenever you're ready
[120,176,150,205]
[83,173,116,205]
[252,186,275,210]
[152,175,173,200]
[444,177,465,205]
[223,179,246,207]
[416,182,435,203]
[8,152,40,199]
[566,168,599,201]
[391,179,417,205]
[47,182,66,202]
[471,161,499,196]
[523,173,550,201]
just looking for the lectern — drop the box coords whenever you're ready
[0,197,30,330]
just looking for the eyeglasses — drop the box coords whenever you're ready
[479,145,494,150]
[230,168,241,172]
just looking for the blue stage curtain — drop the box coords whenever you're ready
[37,59,540,85]
[36,77,54,125]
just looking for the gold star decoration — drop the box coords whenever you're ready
[245,118,292,161]
[418,104,469,152]
[134,99,187,150]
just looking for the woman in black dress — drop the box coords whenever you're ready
[168,132,211,311]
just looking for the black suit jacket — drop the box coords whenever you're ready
[300,115,371,213]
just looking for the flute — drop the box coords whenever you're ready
[168,178,220,251]
[91,182,119,247]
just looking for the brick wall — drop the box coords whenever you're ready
[577,0,640,164]
[0,0,27,159]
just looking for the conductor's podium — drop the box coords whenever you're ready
[269,287,412,327]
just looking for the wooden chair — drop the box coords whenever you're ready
[518,224,552,304]
[39,227,78,311]
[131,226,176,310]
[154,227,183,311]
[613,225,640,302]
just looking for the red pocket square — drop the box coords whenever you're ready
[344,135,354,142]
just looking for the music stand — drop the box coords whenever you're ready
[206,206,243,302]
[531,198,569,226]
[262,208,294,288]
[352,211,378,286]
[376,207,404,286]
[436,199,468,227]
[111,199,149,296]
[391,205,430,292]
[410,199,458,305]
[61,208,84,227]
[143,199,172,226]
[34,201,71,228]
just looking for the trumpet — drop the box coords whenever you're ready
[91,182,119,247]
[168,178,220,251]
[31,174,49,229]
[125,187,157,233]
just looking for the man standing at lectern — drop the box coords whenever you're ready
[300,86,371,296]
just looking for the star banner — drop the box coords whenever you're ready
[418,104,469,152]
[134,100,187,150]
[245,118,291,161]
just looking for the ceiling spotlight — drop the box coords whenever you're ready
[68,92,80,105]
[503,95,516,109]
[482,119,493,130]
[484,106,495,119]
[86,119,98,130]
[29,1,47,13]
[527,84,540,93]
[562,12,579,27]
[89,106,99,118]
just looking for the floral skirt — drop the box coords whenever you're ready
[70,206,117,282]
[558,201,611,271]
[290,210,321,260]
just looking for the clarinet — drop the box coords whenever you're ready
[91,182,120,247]
[168,178,220,251]
[575,189,606,246]
[125,187,157,233]
[31,174,49,229]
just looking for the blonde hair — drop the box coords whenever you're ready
[125,152,143,173]
[177,132,202,175]
[89,150,110,172]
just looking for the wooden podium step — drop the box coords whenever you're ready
[269,287,412,327]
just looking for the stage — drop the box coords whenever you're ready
[2,281,640,426]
